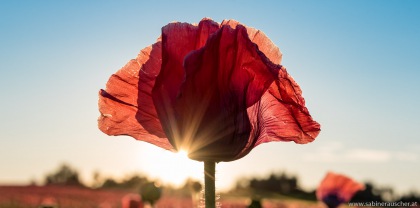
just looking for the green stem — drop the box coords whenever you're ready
[204,161,215,208]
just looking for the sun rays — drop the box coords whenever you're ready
[139,147,203,187]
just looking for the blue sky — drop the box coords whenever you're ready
[1,1,419,195]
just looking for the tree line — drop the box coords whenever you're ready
[42,163,420,204]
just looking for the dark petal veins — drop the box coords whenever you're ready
[248,66,321,147]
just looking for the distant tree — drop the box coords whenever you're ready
[101,178,120,189]
[44,163,84,187]
[121,175,148,190]
[351,183,383,203]
[398,191,420,204]
[99,174,149,191]
[249,172,298,195]
[349,182,420,204]
[234,171,316,201]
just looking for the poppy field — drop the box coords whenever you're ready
[1,184,417,208]
[0,185,328,208]
[2,163,418,208]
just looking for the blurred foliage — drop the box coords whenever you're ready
[186,179,202,193]
[100,174,149,191]
[350,182,420,204]
[44,163,84,187]
[231,172,316,201]
[140,182,162,205]
[40,163,420,204]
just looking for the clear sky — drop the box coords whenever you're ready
[1,0,419,195]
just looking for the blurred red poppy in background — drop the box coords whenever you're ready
[317,172,365,208]
[121,194,143,208]
[98,18,320,162]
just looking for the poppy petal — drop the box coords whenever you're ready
[221,19,282,65]
[174,24,279,161]
[317,172,365,204]
[98,42,173,150]
[250,66,321,147]
[152,19,220,146]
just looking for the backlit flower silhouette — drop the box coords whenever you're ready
[99,17,321,208]
[317,172,365,208]
[98,18,320,162]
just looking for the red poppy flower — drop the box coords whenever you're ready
[98,18,320,162]
[121,194,143,208]
[316,172,365,208]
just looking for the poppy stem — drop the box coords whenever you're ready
[204,161,215,208]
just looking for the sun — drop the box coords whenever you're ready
[162,149,203,186]
[139,146,203,187]
[176,149,189,160]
